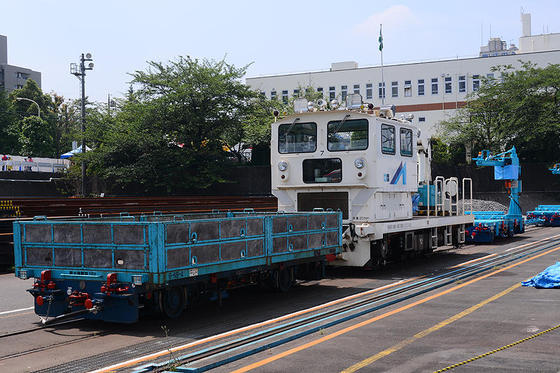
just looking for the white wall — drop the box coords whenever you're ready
[519,34,560,53]
[247,50,560,144]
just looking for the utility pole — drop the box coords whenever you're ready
[379,24,385,105]
[70,53,94,197]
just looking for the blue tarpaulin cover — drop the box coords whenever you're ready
[522,262,560,288]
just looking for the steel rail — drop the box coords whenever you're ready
[141,235,560,373]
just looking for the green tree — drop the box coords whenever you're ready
[19,116,54,156]
[8,79,69,158]
[0,89,18,154]
[84,56,260,194]
[438,62,560,162]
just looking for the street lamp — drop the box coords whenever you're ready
[70,53,94,197]
[15,97,40,118]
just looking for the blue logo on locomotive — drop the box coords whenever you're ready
[390,162,407,185]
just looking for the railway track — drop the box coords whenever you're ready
[1,233,557,372]
[1,195,277,218]
[82,233,560,373]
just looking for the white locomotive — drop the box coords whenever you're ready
[271,95,474,267]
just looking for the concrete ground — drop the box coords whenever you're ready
[0,227,559,372]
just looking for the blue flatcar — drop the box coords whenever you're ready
[526,205,560,227]
[13,211,341,323]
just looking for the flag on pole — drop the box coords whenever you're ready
[378,24,383,51]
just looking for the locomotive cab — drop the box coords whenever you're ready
[271,106,418,225]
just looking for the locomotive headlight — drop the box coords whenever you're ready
[278,161,288,172]
[354,158,366,169]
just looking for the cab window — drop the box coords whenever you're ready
[400,128,413,157]
[381,124,395,155]
[303,158,342,183]
[278,122,317,154]
[327,119,368,151]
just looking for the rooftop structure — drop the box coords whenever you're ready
[246,12,560,144]
[0,35,41,92]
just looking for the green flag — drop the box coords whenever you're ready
[378,25,383,51]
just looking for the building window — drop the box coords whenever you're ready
[431,78,438,95]
[282,90,288,103]
[293,89,300,97]
[341,85,348,101]
[378,82,385,99]
[472,75,480,91]
[353,84,360,94]
[271,90,277,100]
[317,87,323,98]
[418,117,426,122]
[391,81,398,98]
[458,76,466,93]
[445,76,452,94]
[418,79,425,96]
[486,73,494,79]
[329,86,336,101]
[366,83,373,99]
[404,80,412,97]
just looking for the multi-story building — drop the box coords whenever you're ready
[0,35,41,92]
[246,12,560,144]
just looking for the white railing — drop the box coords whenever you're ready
[462,177,473,215]
[1,155,69,173]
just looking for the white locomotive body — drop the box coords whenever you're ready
[271,99,473,267]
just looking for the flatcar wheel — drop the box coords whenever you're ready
[161,286,185,319]
[380,239,390,265]
[277,267,293,292]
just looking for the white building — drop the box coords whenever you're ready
[246,12,560,144]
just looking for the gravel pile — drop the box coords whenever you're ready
[459,198,507,212]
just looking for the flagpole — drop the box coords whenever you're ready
[380,24,385,105]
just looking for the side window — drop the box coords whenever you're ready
[381,124,395,155]
[327,119,368,151]
[278,122,317,154]
[400,128,413,157]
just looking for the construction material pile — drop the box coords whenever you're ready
[459,199,507,212]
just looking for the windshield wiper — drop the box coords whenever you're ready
[329,114,351,135]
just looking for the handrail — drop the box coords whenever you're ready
[462,178,473,215]
[435,176,445,216]
[445,177,459,216]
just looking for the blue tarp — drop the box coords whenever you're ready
[522,262,560,288]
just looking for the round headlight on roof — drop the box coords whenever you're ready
[354,158,366,169]
[278,161,288,172]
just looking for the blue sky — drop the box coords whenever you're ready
[2,0,558,102]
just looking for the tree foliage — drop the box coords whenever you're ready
[438,62,560,162]
[0,79,79,158]
[19,116,54,156]
[83,57,264,194]
[0,89,18,153]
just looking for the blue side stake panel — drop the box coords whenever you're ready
[14,211,341,323]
